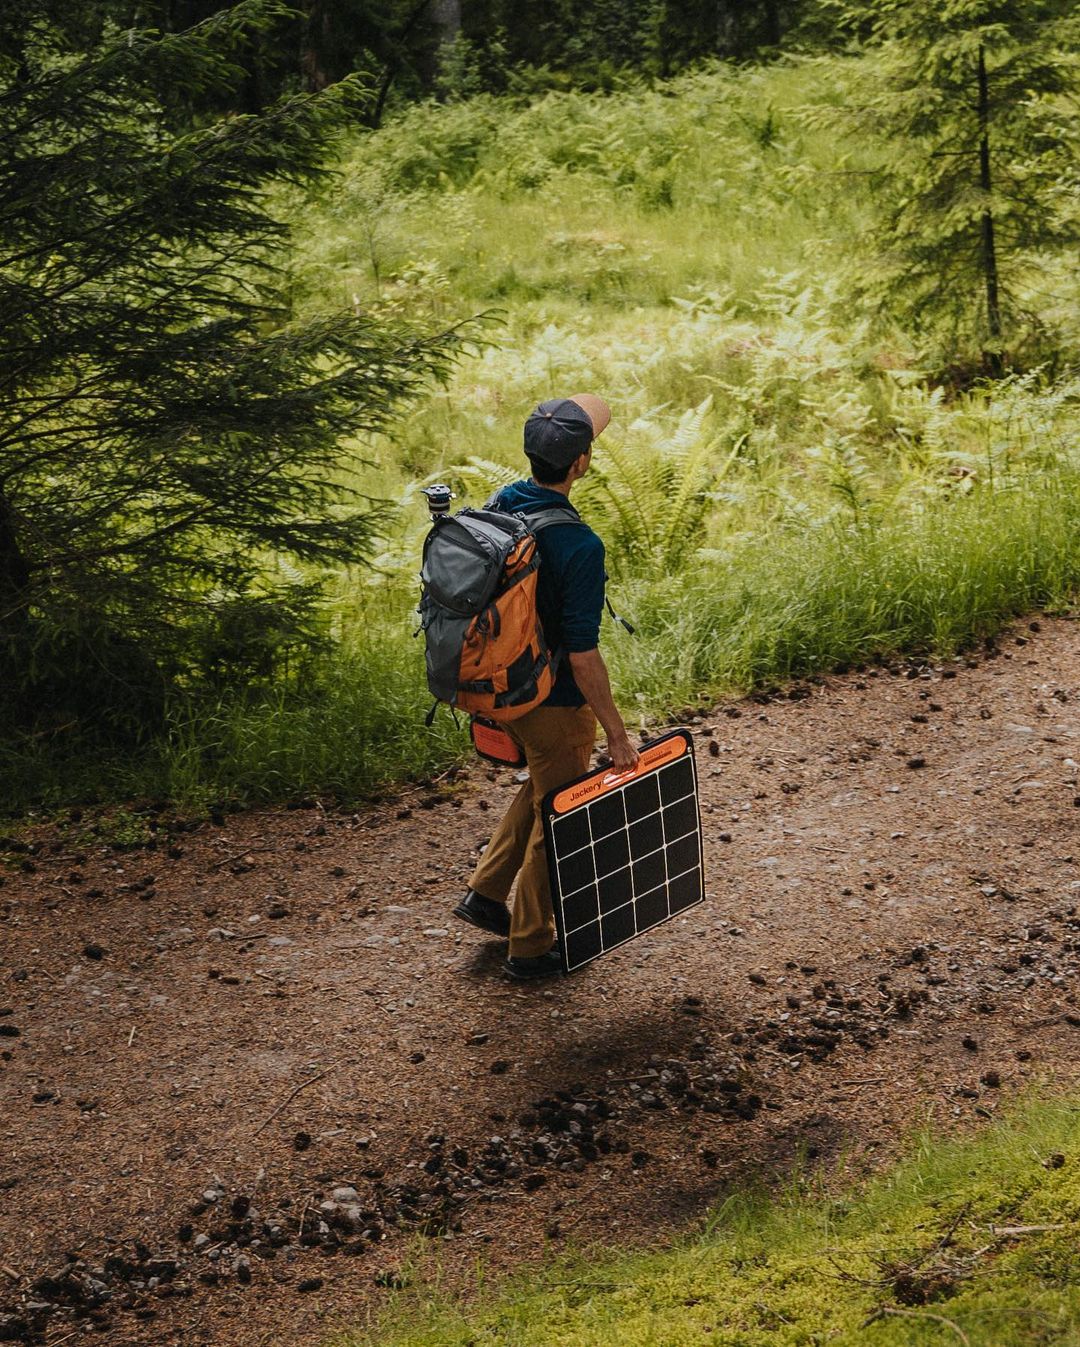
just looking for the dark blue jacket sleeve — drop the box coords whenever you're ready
[559,534,606,652]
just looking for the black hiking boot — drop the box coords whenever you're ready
[452,888,511,938]
[503,949,563,981]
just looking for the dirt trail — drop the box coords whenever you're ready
[1,617,1079,1345]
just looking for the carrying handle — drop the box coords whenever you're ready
[599,758,646,788]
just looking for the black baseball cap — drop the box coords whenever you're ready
[523,393,611,469]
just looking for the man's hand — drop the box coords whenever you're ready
[606,729,640,775]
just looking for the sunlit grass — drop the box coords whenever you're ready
[145,471,1078,805]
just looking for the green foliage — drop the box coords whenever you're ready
[29,0,825,124]
[460,0,806,83]
[809,0,1080,375]
[0,0,464,746]
[573,398,728,577]
[163,598,470,803]
[343,1095,1080,1346]
[141,456,1080,808]
[604,466,1080,716]
[4,54,1080,810]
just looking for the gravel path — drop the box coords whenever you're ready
[1,615,1078,1345]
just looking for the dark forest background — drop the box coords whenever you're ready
[11,1,817,118]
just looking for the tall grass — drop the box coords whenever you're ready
[164,618,468,804]
[139,469,1076,806]
[608,473,1080,711]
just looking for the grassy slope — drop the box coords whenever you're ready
[170,56,1076,804]
[340,1099,1080,1347]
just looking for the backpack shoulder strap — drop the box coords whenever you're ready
[523,504,587,533]
[484,491,585,534]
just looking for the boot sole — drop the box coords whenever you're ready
[502,959,564,981]
[452,903,510,938]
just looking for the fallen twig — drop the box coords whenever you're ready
[864,1305,970,1346]
[361,987,396,1019]
[544,1280,626,1291]
[754,1299,793,1325]
[253,1065,335,1136]
[210,845,275,871]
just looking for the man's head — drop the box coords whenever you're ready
[524,393,611,486]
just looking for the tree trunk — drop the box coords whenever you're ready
[762,0,782,47]
[716,1,737,56]
[372,0,446,124]
[977,43,1004,377]
[301,0,332,92]
[429,0,461,46]
[0,489,31,636]
[416,0,461,88]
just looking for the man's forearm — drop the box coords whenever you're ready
[567,648,629,744]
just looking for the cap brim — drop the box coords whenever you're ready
[568,393,611,439]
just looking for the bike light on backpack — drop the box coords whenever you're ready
[421,484,454,520]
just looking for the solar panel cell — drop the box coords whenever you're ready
[664,758,695,799]
[558,846,595,896]
[593,828,630,875]
[633,845,666,896]
[634,885,668,929]
[597,867,631,913]
[588,791,627,839]
[565,884,599,927]
[624,774,661,821]
[669,867,702,913]
[666,832,700,879]
[553,809,591,856]
[628,815,659,857]
[662,794,698,843]
[600,902,635,947]
[566,920,603,965]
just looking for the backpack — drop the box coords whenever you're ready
[417,497,583,724]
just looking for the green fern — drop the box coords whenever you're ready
[577,396,731,576]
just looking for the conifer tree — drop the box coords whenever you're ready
[0,0,462,736]
[829,0,1079,376]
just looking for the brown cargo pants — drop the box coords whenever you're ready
[470,703,597,958]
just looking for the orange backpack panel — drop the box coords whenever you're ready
[455,537,555,720]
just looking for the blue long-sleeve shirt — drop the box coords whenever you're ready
[490,480,605,708]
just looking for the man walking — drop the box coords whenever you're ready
[452,393,640,980]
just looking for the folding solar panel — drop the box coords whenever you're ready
[542,728,704,972]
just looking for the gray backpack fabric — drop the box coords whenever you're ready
[418,502,581,714]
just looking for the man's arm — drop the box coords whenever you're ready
[568,648,640,773]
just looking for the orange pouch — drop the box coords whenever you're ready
[470,716,526,767]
